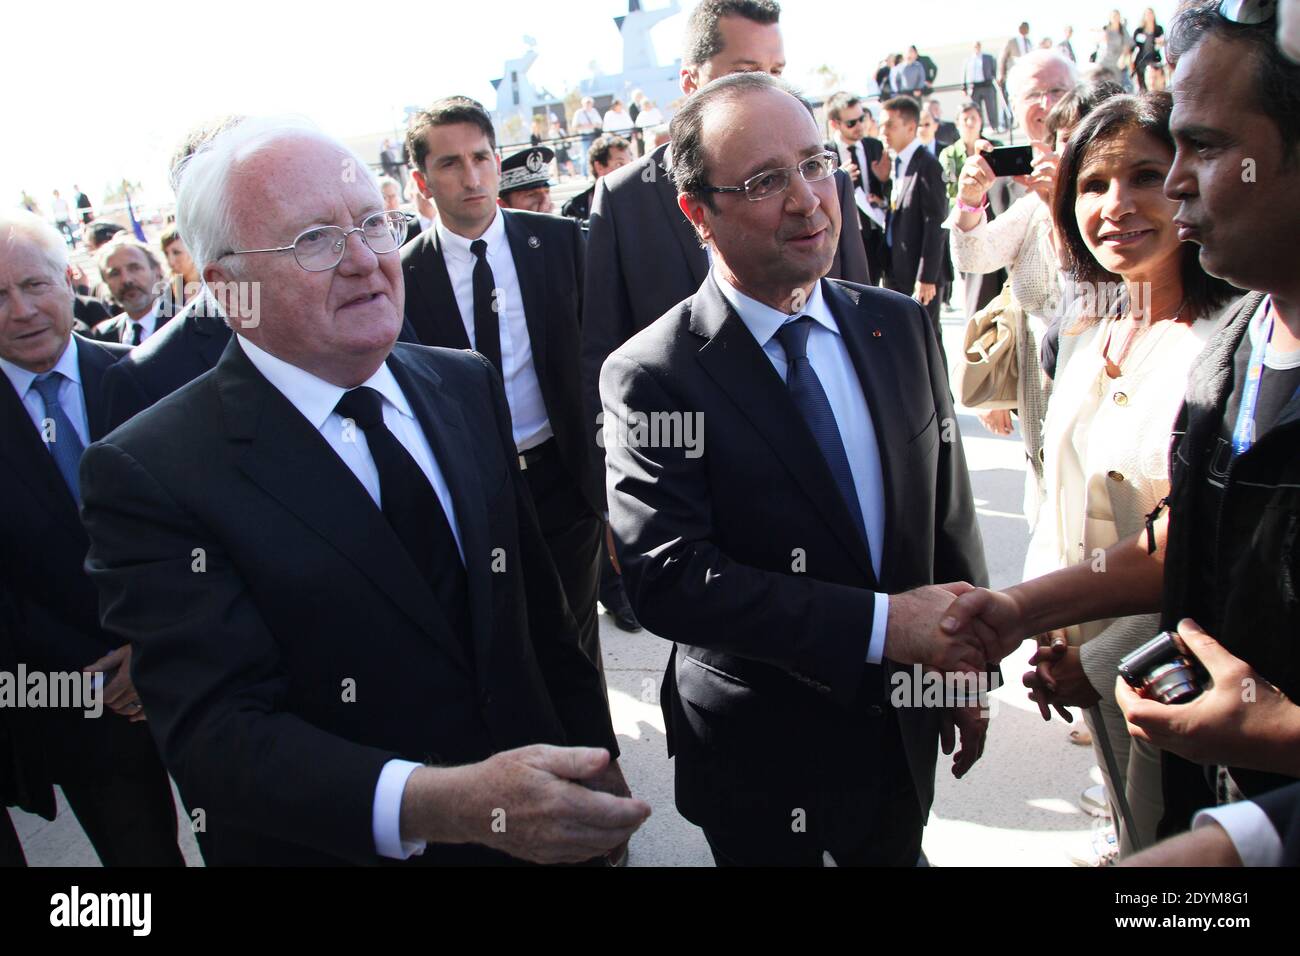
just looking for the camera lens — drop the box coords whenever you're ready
[1144,658,1202,704]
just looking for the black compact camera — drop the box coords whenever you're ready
[1117,631,1208,704]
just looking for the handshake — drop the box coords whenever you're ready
[882,582,1027,673]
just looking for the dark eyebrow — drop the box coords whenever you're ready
[1171,123,1227,142]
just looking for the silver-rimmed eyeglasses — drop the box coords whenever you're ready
[225,210,408,272]
[699,150,840,202]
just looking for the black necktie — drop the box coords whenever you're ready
[469,239,503,373]
[130,322,143,345]
[774,317,872,566]
[334,387,470,641]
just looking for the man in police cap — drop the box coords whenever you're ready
[498,146,555,214]
[401,97,608,687]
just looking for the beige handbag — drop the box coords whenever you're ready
[953,279,1022,410]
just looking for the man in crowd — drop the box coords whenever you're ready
[0,211,185,866]
[926,99,959,151]
[1000,21,1034,127]
[964,41,1000,131]
[562,134,631,223]
[571,97,604,178]
[601,72,988,866]
[825,92,888,285]
[878,96,948,359]
[79,117,648,866]
[1058,25,1077,62]
[401,98,607,680]
[73,185,93,224]
[944,0,1300,836]
[90,238,169,345]
[51,191,74,247]
[890,45,928,100]
[496,146,555,214]
[583,0,869,424]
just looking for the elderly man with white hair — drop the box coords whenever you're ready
[0,210,185,866]
[78,118,649,866]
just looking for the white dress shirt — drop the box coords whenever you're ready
[1,334,90,446]
[890,137,923,191]
[237,334,468,861]
[832,136,885,228]
[967,54,986,84]
[125,298,163,344]
[436,210,552,451]
[1193,801,1284,867]
[714,272,890,664]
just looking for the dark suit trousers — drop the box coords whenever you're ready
[520,443,605,684]
[38,708,184,867]
[701,711,924,867]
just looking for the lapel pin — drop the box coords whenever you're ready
[873,330,883,338]
[528,236,541,249]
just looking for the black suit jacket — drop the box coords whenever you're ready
[0,334,127,675]
[89,309,173,345]
[79,338,616,865]
[400,209,602,518]
[72,295,113,333]
[935,121,959,152]
[582,142,871,429]
[1256,782,1300,867]
[101,292,232,431]
[0,583,54,820]
[887,146,948,289]
[600,276,986,846]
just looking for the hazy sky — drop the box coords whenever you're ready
[3,0,1176,209]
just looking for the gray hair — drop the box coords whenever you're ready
[377,175,402,194]
[174,115,376,275]
[95,237,163,280]
[0,209,69,279]
[669,71,810,209]
[1006,48,1079,101]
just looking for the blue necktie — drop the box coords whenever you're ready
[886,156,902,248]
[31,371,85,504]
[774,317,870,557]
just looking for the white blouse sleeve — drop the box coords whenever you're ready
[944,193,1039,276]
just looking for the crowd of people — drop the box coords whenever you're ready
[1,0,1298,869]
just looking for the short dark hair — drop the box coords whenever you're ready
[159,226,182,251]
[85,221,125,248]
[589,134,631,171]
[669,71,809,209]
[825,91,861,124]
[682,0,781,67]
[1043,79,1122,144]
[1168,0,1300,162]
[406,96,496,173]
[881,96,921,126]
[1053,91,1236,325]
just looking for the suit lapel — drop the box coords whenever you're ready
[0,352,82,533]
[407,230,471,348]
[218,340,473,675]
[690,278,875,582]
[823,281,907,574]
[653,146,708,288]
[502,211,549,383]
[76,334,117,442]
[387,351,495,673]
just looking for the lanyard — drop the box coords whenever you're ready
[1231,297,1274,457]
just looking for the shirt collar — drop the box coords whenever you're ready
[126,296,162,330]
[892,137,922,170]
[712,270,839,349]
[236,335,413,430]
[0,333,80,400]
[436,207,507,265]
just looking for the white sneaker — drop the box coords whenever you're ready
[1079,783,1112,818]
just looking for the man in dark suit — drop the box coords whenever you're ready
[0,211,185,867]
[561,134,633,225]
[926,100,960,152]
[963,42,1000,131]
[601,73,989,867]
[582,0,869,429]
[400,97,607,678]
[89,238,171,345]
[879,96,950,363]
[826,92,889,286]
[79,121,648,866]
[100,291,231,430]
